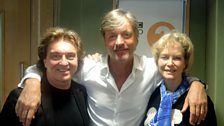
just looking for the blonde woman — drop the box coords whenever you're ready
[144,32,216,126]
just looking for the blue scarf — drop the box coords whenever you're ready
[148,78,189,126]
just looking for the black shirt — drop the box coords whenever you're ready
[0,77,89,126]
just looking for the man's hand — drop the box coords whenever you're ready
[15,78,41,126]
[181,81,208,125]
[87,53,102,62]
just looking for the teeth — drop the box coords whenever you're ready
[166,70,175,73]
[58,69,69,72]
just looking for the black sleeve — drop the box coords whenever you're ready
[186,76,207,89]
[199,96,217,126]
[0,88,23,126]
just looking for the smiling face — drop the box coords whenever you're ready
[157,43,186,84]
[100,9,139,64]
[44,40,78,89]
[104,19,138,63]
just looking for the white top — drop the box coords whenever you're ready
[18,54,162,126]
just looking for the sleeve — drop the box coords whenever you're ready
[185,76,207,90]
[200,96,217,126]
[74,57,98,83]
[17,65,42,88]
[0,88,23,125]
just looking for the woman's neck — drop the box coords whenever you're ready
[164,77,182,92]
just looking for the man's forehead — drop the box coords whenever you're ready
[105,26,133,33]
[49,50,76,54]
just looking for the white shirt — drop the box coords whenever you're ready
[18,54,162,126]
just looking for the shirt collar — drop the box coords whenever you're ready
[99,54,144,78]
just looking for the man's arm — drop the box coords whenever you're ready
[182,79,208,125]
[17,65,41,87]
[15,57,95,126]
[15,65,42,126]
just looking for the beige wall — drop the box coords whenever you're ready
[0,0,54,108]
[30,0,54,64]
[0,0,31,108]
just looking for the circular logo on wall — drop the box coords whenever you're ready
[147,22,175,46]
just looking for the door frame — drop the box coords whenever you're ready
[0,10,4,108]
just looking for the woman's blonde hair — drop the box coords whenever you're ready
[152,32,194,75]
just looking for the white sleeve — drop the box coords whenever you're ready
[73,56,98,83]
[17,65,42,88]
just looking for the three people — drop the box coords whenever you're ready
[0,27,89,126]
[15,9,207,126]
[143,32,216,126]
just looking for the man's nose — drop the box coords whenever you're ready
[115,35,124,45]
[59,55,69,65]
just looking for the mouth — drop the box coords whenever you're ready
[114,48,128,53]
[57,68,70,73]
[165,69,176,73]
